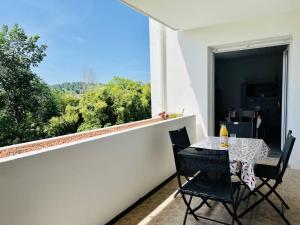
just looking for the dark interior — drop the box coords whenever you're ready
[214,45,287,153]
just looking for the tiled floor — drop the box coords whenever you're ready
[115,169,300,225]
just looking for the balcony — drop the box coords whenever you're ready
[0,115,197,225]
[116,169,300,225]
[2,0,300,224]
[0,114,299,225]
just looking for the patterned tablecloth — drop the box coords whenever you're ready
[191,136,270,190]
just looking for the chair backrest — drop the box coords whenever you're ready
[239,110,255,122]
[278,133,296,182]
[176,149,232,191]
[222,121,253,138]
[227,110,239,122]
[169,127,191,153]
[277,130,293,167]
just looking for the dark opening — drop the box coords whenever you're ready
[214,45,288,155]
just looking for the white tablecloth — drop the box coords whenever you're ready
[191,136,270,190]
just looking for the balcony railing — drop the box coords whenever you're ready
[0,115,196,225]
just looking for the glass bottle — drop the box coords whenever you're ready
[220,123,229,148]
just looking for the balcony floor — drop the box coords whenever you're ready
[116,169,300,225]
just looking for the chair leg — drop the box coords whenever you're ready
[242,178,269,201]
[201,197,211,208]
[181,193,198,221]
[232,203,243,225]
[222,202,243,225]
[189,196,211,214]
[174,189,181,198]
[175,176,190,199]
[183,195,193,225]
[264,195,291,225]
[239,196,264,218]
[273,189,290,209]
[235,183,242,208]
[240,185,291,225]
[256,177,290,210]
[190,200,206,214]
[255,188,291,225]
[263,180,290,209]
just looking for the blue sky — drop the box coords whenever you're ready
[0,0,150,84]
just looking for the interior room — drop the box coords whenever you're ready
[214,45,288,154]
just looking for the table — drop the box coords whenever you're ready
[190,136,270,190]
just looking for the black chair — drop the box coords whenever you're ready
[257,130,292,168]
[241,130,292,201]
[275,130,292,167]
[169,127,191,151]
[239,133,296,225]
[239,110,255,122]
[222,121,253,138]
[169,127,194,198]
[174,147,242,225]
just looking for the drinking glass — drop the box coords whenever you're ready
[230,133,237,145]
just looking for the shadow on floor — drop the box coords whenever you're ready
[115,169,300,225]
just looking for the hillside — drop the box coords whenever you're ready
[51,82,102,94]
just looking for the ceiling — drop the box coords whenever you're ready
[121,0,300,30]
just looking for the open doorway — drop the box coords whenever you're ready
[214,45,288,156]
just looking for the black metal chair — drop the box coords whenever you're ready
[169,127,191,151]
[174,147,243,225]
[222,121,253,138]
[239,110,255,122]
[169,127,198,198]
[256,130,292,168]
[239,133,296,225]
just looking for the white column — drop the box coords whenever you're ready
[149,19,167,116]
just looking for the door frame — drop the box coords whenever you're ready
[207,36,292,146]
[281,46,289,148]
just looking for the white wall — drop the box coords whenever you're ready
[150,21,168,116]
[150,12,300,168]
[0,115,196,225]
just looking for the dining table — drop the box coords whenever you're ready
[189,136,270,190]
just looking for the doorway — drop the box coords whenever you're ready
[213,45,288,155]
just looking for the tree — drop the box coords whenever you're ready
[77,77,151,131]
[0,24,152,147]
[0,24,55,145]
[45,91,82,136]
[46,104,81,136]
[50,82,101,94]
[81,68,96,94]
[77,87,108,131]
[101,77,151,124]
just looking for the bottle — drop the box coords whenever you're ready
[220,123,229,148]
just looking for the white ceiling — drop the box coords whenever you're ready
[121,0,300,30]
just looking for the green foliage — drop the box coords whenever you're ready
[0,24,151,147]
[77,88,108,131]
[45,90,81,136]
[45,104,81,136]
[51,82,101,94]
[51,90,80,114]
[0,24,57,146]
[101,77,151,124]
[46,77,151,134]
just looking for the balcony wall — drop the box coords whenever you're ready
[0,115,196,225]
[150,13,300,168]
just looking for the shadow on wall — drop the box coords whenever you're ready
[177,30,209,138]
